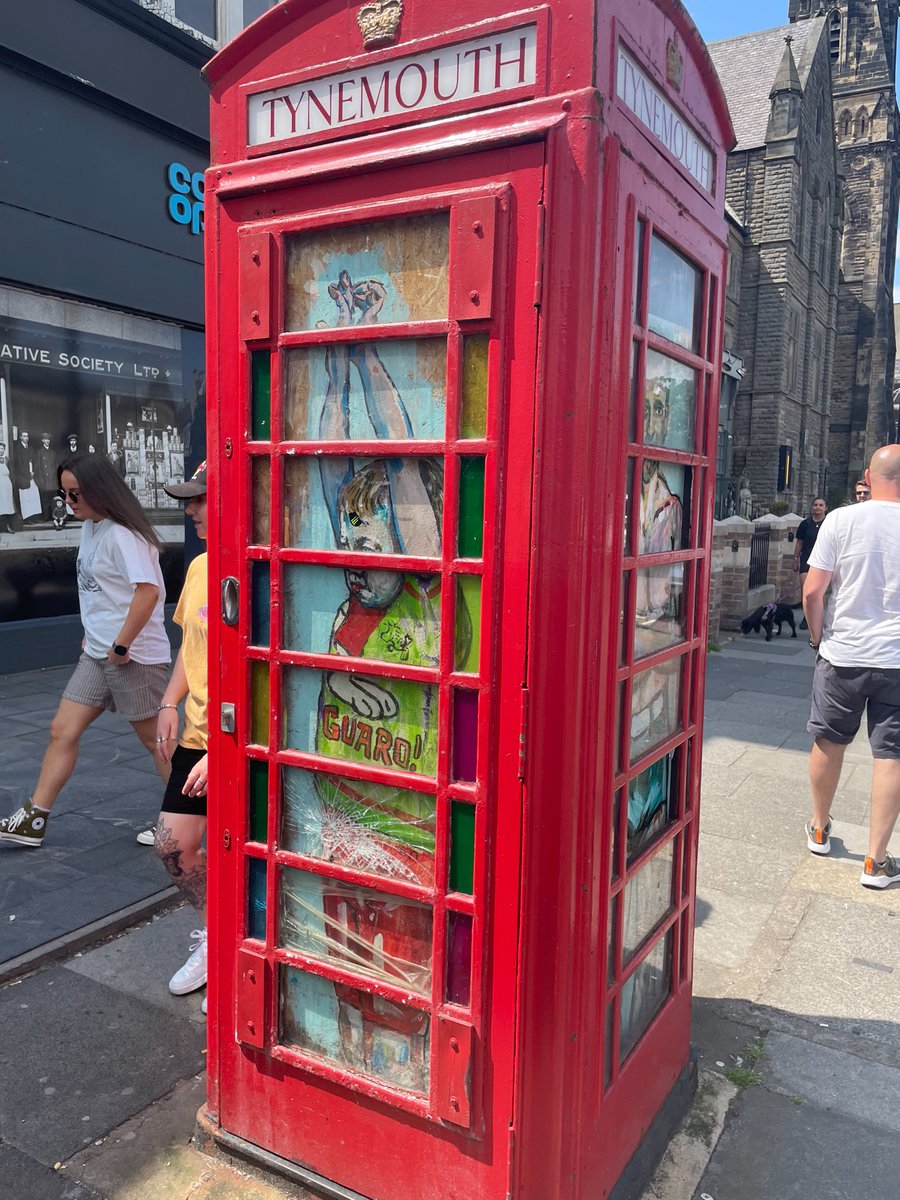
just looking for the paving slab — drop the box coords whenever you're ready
[0,965,206,1165]
[693,1084,897,1200]
[763,1029,900,1132]
[696,833,803,904]
[692,888,775,970]
[66,906,205,1022]
[0,1143,103,1200]
[761,895,900,1054]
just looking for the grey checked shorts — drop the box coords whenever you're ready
[62,654,168,723]
[808,656,900,759]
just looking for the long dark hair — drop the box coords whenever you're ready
[59,454,161,551]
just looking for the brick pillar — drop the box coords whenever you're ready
[776,512,802,604]
[717,516,754,631]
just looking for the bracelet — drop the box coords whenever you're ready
[158,703,178,712]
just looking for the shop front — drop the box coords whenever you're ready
[0,297,205,663]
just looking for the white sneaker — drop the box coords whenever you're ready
[169,928,207,995]
[201,994,208,1015]
[136,829,155,846]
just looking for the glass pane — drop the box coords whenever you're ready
[620,930,672,1060]
[622,840,674,961]
[604,1000,615,1088]
[460,335,488,438]
[446,912,473,1005]
[633,218,645,326]
[250,661,269,746]
[249,760,268,843]
[634,563,686,659]
[284,339,446,441]
[630,656,681,762]
[647,235,702,352]
[283,667,438,777]
[607,893,618,980]
[639,461,688,554]
[284,456,443,557]
[611,790,622,883]
[458,457,485,559]
[284,214,450,330]
[449,801,475,894]
[284,564,441,664]
[624,457,634,556]
[280,965,430,1094]
[248,857,267,940]
[643,350,697,451]
[619,571,631,666]
[251,456,270,546]
[281,766,436,887]
[452,689,478,783]
[250,561,271,647]
[279,866,433,994]
[455,576,480,673]
[627,751,676,863]
[251,350,271,440]
[629,341,640,444]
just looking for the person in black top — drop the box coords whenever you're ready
[794,498,827,628]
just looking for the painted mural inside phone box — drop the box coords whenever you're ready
[258,219,479,1090]
[0,317,205,621]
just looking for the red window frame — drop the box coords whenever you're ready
[602,199,720,1088]
[231,185,512,1125]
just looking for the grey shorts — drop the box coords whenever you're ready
[62,654,168,723]
[808,657,900,758]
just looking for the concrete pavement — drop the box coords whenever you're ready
[647,631,900,1200]
[3,643,900,1199]
[0,666,177,982]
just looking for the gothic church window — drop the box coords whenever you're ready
[838,109,852,140]
[854,107,869,138]
[829,9,841,62]
[785,308,800,393]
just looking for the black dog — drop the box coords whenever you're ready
[741,603,797,642]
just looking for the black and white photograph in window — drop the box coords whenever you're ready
[0,314,205,623]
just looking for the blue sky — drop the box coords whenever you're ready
[685,0,900,297]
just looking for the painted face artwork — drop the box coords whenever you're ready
[278,222,471,1095]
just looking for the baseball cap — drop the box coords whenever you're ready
[164,460,207,499]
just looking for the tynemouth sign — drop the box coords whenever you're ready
[248,23,538,146]
[616,45,713,193]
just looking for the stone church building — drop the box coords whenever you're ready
[709,1,899,513]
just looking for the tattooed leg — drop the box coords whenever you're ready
[156,812,208,921]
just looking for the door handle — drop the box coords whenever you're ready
[221,576,239,626]
[221,703,236,734]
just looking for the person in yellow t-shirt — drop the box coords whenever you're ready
[152,462,210,1006]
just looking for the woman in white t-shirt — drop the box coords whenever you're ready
[0,454,172,848]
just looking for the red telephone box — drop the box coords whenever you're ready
[202,0,734,1196]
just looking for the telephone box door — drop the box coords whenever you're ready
[210,144,544,1200]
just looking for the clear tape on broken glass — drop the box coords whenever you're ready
[279,865,433,995]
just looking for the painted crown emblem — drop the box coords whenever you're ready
[357,0,403,48]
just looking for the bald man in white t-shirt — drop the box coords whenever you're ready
[803,445,900,888]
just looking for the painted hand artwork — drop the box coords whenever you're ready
[279,247,466,1096]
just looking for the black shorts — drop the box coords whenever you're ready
[808,657,900,758]
[161,745,208,816]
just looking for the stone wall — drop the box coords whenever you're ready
[706,512,803,637]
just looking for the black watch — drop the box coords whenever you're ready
[113,643,129,657]
[808,639,819,651]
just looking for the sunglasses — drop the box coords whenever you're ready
[58,488,80,503]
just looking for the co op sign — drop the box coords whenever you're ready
[166,162,205,236]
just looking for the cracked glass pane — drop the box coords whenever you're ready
[281,766,436,888]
